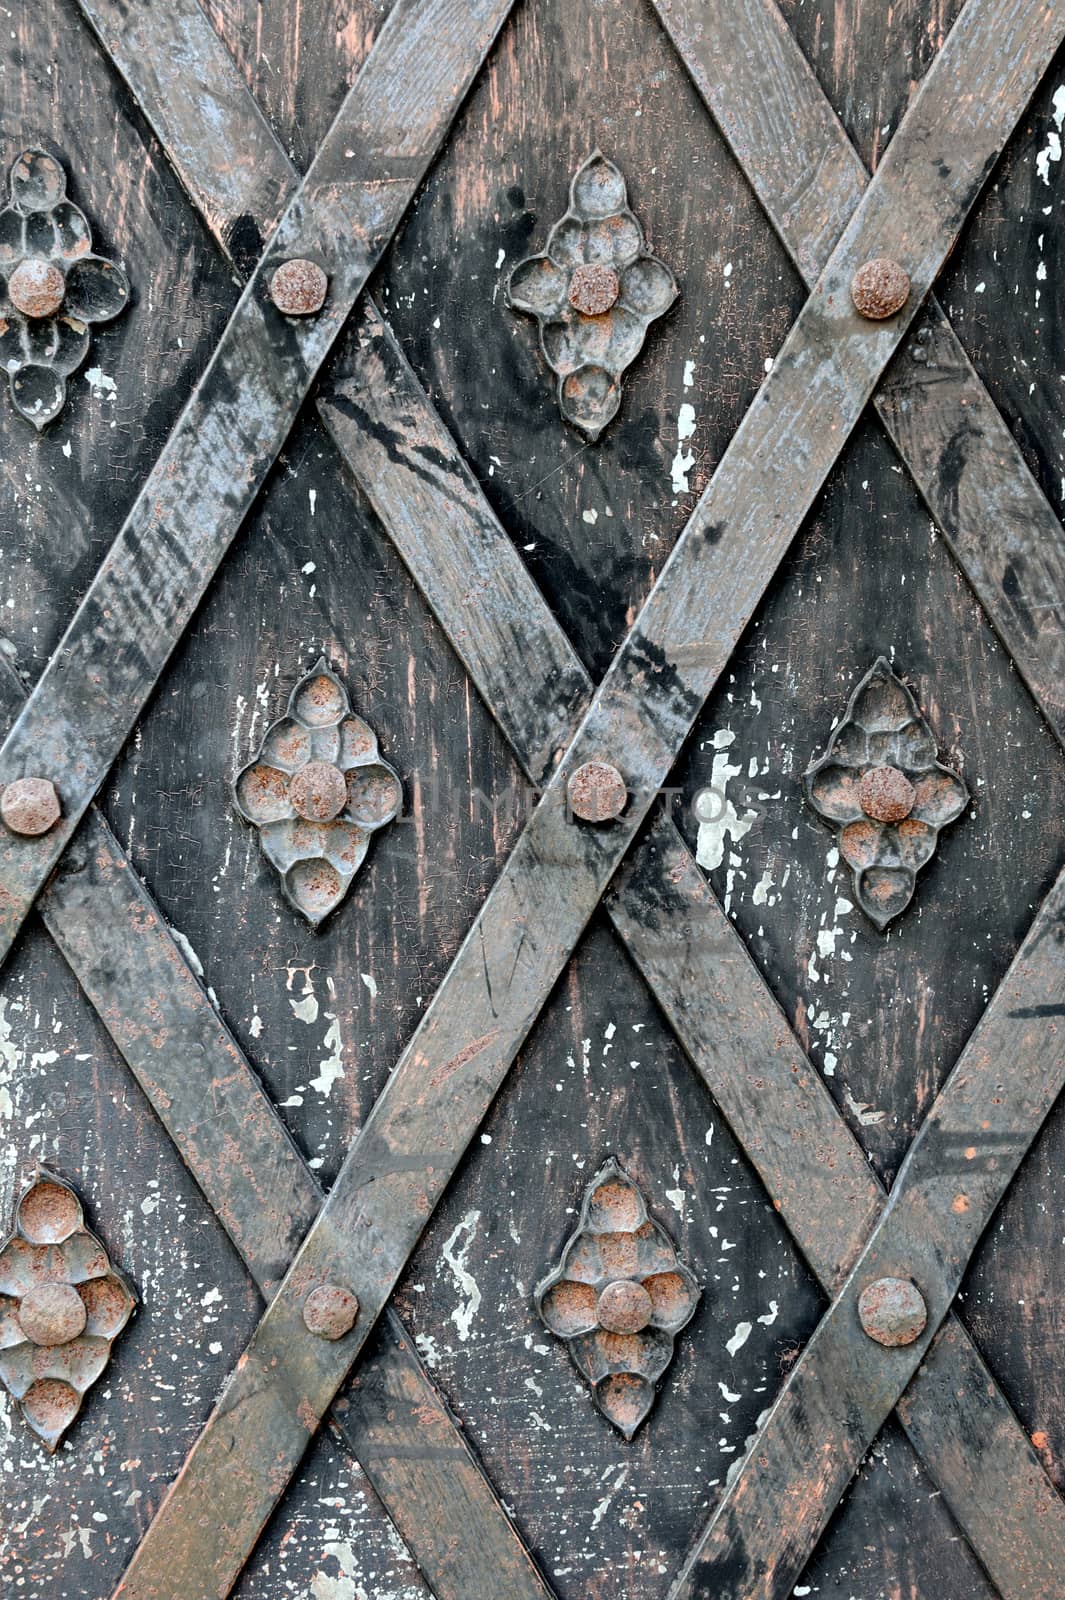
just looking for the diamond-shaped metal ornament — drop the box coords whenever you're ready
[506,152,678,438]
[804,657,969,928]
[535,1158,700,1437]
[233,658,402,927]
[0,1169,136,1451]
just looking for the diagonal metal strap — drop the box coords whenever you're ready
[79,0,1062,1571]
[0,652,551,1600]
[324,299,1065,1600]
[609,817,1065,1600]
[667,863,1065,1598]
[110,5,1063,1593]
[652,0,1065,745]
[0,0,515,969]
[71,0,591,781]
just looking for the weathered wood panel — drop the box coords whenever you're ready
[2,0,1063,1595]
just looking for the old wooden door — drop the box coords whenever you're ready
[2,0,1065,1596]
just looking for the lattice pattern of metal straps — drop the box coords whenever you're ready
[0,3,1055,1600]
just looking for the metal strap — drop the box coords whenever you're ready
[652,0,1065,745]
[668,865,1065,1597]
[110,4,1063,1592]
[0,0,515,967]
[325,302,1065,1600]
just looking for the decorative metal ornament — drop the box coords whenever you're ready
[0,1169,136,1451]
[535,1158,700,1438]
[506,151,678,439]
[0,149,130,429]
[804,657,969,929]
[233,658,402,927]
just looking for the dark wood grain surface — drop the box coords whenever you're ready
[1,0,1063,1597]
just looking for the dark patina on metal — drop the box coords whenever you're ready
[232,658,402,926]
[535,1158,700,1437]
[506,151,678,438]
[858,1277,929,1347]
[567,759,627,823]
[0,1168,136,1451]
[804,657,969,928]
[1,776,60,836]
[303,1284,359,1340]
[269,257,328,315]
[851,257,911,319]
[0,148,130,428]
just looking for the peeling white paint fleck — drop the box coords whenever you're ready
[844,1086,886,1126]
[310,1015,345,1098]
[1036,86,1065,182]
[695,730,758,871]
[441,1210,482,1341]
[726,1320,752,1357]
[671,401,697,493]
[84,366,116,397]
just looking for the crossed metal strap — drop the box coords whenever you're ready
[1,0,1063,1596]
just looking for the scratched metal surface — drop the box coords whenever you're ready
[1,0,1063,1597]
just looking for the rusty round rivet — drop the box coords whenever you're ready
[288,760,348,823]
[858,1276,927,1347]
[850,258,910,320]
[8,258,66,319]
[568,760,627,824]
[1,776,61,837]
[303,1284,359,1340]
[18,1282,87,1347]
[269,258,329,316]
[858,765,916,824]
[568,262,621,317]
[596,1278,653,1334]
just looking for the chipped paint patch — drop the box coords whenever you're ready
[726,1320,752,1357]
[310,1015,345,1098]
[83,366,117,397]
[695,730,759,871]
[1036,85,1065,182]
[671,401,697,493]
[441,1210,482,1341]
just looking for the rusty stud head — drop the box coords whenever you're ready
[1,776,61,837]
[568,760,627,824]
[568,262,620,317]
[17,1282,87,1347]
[269,258,328,316]
[858,765,916,824]
[8,259,65,319]
[288,760,348,823]
[303,1284,359,1340]
[597,1278,653,1334]
[858,1276,927,1347]
[850,258,910,320]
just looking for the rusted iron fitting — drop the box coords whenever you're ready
[596,1278,653,1334]
[1,776,61,836]
[9,259,66,319]
[567,761,627,824]
[302,1283,359,1340]
[568,262,620,316]
[858,765,915,823]
[858,1276,927,1347]
[850,258,910,320]
[269,258,329,316]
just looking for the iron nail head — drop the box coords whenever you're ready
[1,777,61,837]
[270,258,329,316]
[303,1284,359,1340]
[858,1276,928,1347]
[850,258,910,320]
[568,761,627,824]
